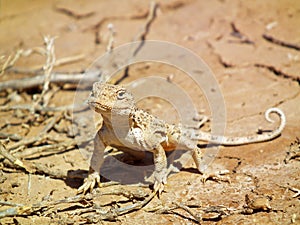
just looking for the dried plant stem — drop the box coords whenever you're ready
[34,36,56,109]
[0,70,100,91]
[0,142,31,172]
[8,113,62,151]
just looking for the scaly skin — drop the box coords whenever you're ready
[78,82,286,195]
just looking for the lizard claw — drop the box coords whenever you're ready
[77,171,101,194]
[153,180,165,196]
[153,171,167,196]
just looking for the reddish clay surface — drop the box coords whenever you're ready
[0,1,299,224]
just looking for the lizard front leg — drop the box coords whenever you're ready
[152,144,168,195]
[78,132,108,194]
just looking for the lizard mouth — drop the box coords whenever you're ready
[88,101,112,111]
[87,97,112,112]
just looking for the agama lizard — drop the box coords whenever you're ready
[78,82,286,194]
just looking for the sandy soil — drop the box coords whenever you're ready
[0,0,299,224]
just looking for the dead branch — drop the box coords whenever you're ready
[263,33,300,51]
[0,186,156,221]
[0,37,84,75]
[33,36,56,110]
[86,189,157,222]
[0,70,100,91]
[0,132,22,141]
[7,113,62,151]
[106,24,115,53]
[5,54,84,75]
[2,137,91,179]
[0,47,46,76]
[0,195,91,218]
[0,103,88,113]
[0,142,32,173]
[100,187,149,201]
[14,137,93,159]
[173,202,202,223]
[0,48,45,76]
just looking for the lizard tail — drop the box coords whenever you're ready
[192,108,286,146]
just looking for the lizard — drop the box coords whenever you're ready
[78,82,286,195]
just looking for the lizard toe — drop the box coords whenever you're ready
[201,170,231,184]
[153,181,165,196]
[77,171,101,194]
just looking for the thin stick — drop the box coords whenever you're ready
[173,202,202,223]
[0,142,32,173]
[0,103,88,113]
[34,36,56,109]
[106,24,115,53]
[0,47,46,75]
[15,137,92,159]
[0,132,22,141]
[0,71,101,91]
[116,189,157,216]
[7,114,62,151]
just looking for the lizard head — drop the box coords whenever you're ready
[88,82,135,114]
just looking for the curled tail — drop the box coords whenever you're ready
[191,108,286,146]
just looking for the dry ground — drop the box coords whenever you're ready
[0,0,300,224]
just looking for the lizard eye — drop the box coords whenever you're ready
[117,90,126,100]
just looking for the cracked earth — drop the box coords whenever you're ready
[0,0,299,224]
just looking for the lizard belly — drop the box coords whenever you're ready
[99,125,149,152]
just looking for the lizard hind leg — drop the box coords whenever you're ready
[192,147,230,183]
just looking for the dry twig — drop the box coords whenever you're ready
[0,142,32,173]
[0,45,47,76]
[33,36,56,109]
[0,187,156,221]
[0,133,22,141]
[0,103,87,113]
[106,23,115,53]
[0,70,100,91]
[14,137,92,159]
[7,113,62,151]
[173,202,202,223]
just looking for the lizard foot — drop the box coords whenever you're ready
[201,169,231,183]
[153,180,166,196]
[77,170,101,194]
[153,170,167,196]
